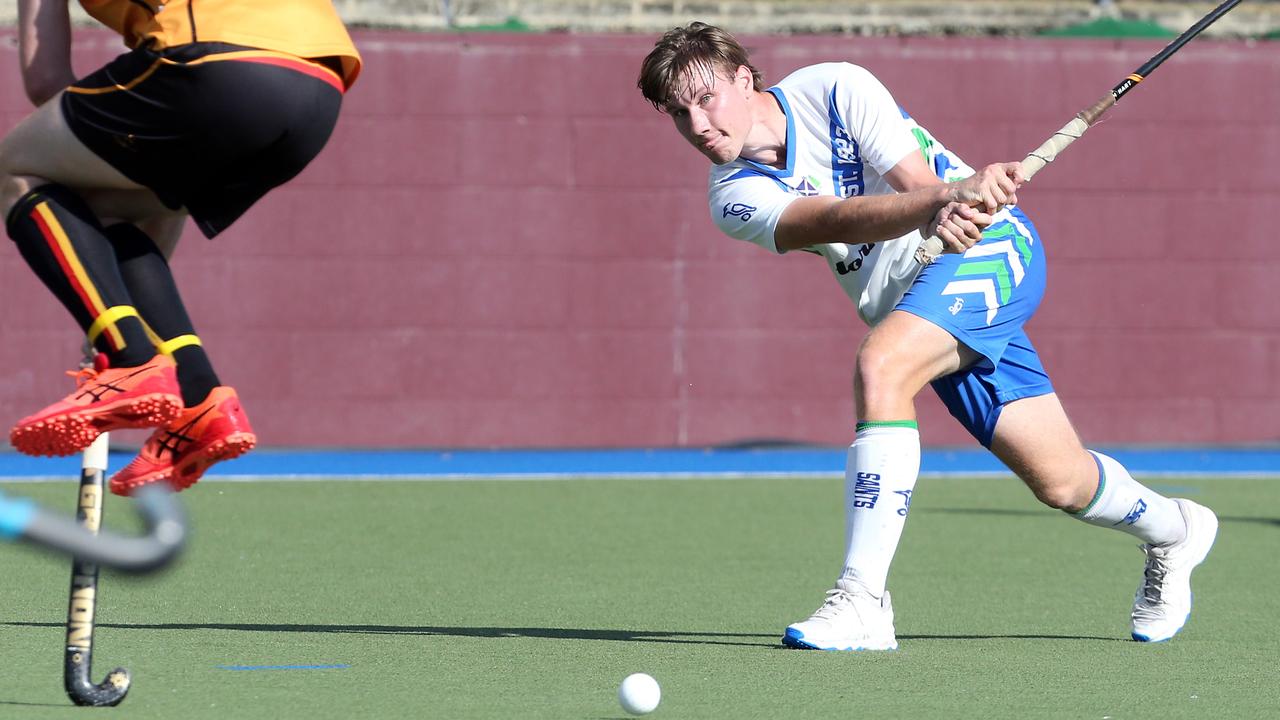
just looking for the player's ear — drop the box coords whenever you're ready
[734,65,753,92]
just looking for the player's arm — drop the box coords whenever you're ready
[18,0,75,107]
[772,150,1019,254]
[883,150,1024,254]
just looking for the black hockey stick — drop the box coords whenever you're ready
[0,441,186,706]
[916,0,1246,263]
[64,432,130,707]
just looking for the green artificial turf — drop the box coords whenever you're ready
[1,476,1275,718]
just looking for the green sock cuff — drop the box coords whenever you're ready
[1072,452,1107,516]
[856,420,919,432]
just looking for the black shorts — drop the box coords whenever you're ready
[61,42,345,238]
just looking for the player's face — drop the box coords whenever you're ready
[664,64,754,165]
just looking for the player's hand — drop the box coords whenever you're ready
[948,162,1022,213]
[925,202,993,254]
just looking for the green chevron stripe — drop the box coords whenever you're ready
[985,221,1033,267]
[955,260,1012,304]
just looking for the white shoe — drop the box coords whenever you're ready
[1131,498,1219,642]
[782,579,898,651]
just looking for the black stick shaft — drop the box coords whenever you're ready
[915,0,1248,264]
[64,435,131,707]
[1111,0,1246,101]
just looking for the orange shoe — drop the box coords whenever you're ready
[10,354,182,457]
[109,386,256,496]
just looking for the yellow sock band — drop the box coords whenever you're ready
[86,306,141,346]
[157,334,202,356]
[141,320,164,349]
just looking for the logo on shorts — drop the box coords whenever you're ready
[948,297,964,315]
[722,203,756,222]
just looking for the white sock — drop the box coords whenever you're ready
[838,423,920,597]
[1073,451,1187,546]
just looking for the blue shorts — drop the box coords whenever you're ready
[895,207,1053,447]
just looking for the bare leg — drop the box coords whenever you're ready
[854,310,978,422]
[990,393,1187,546]
[0,90,144,215]
[987,393,1097,511]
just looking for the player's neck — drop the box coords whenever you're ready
[739,90,788,169]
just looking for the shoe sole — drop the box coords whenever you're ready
[1131,499,1219,643]
[10,394,183,457]
[110,431,256,496]
[782,627,898,651]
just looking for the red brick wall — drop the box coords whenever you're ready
[0,30,1275,448]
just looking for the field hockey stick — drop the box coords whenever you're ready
[0,457,185,707]
[0,482,182,571]
[63,430,131,707]
[915,0,1246,264]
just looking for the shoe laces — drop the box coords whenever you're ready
[1137,544,1171,606]
[66,367,99,388]
[812,587,863,620]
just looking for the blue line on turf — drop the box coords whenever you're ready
[217,664,350,671]
[0,446,1277,480]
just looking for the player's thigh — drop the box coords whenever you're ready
[859,310,973,389]
[84,188,188,258]
[0,92,142,205]
[988,393,1095,498]
[855,310,978,420]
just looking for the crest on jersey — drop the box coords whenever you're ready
[790,176,821,197]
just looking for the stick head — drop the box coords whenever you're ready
[66,664,131,706]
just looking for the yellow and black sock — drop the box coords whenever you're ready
[6,184,153,367]
[106,223,220,406]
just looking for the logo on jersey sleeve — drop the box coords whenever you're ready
[722,203,756,222]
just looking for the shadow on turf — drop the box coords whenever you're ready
[2,621,1128,646]
[924,508,1280,528]
[3,621,780,648]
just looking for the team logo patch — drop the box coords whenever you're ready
[1116,499,1148,526]
[895,489,913,517]
[790,176,821,197]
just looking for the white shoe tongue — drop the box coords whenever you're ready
[835,577,875,597]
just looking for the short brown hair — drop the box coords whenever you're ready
[637,22,764,111]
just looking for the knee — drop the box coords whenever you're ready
[1029,481,1084,511]
[1024,467,1097,512]
[0,174,47,226]
[855,341,920,404]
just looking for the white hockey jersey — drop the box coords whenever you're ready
[708,62,973,326]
